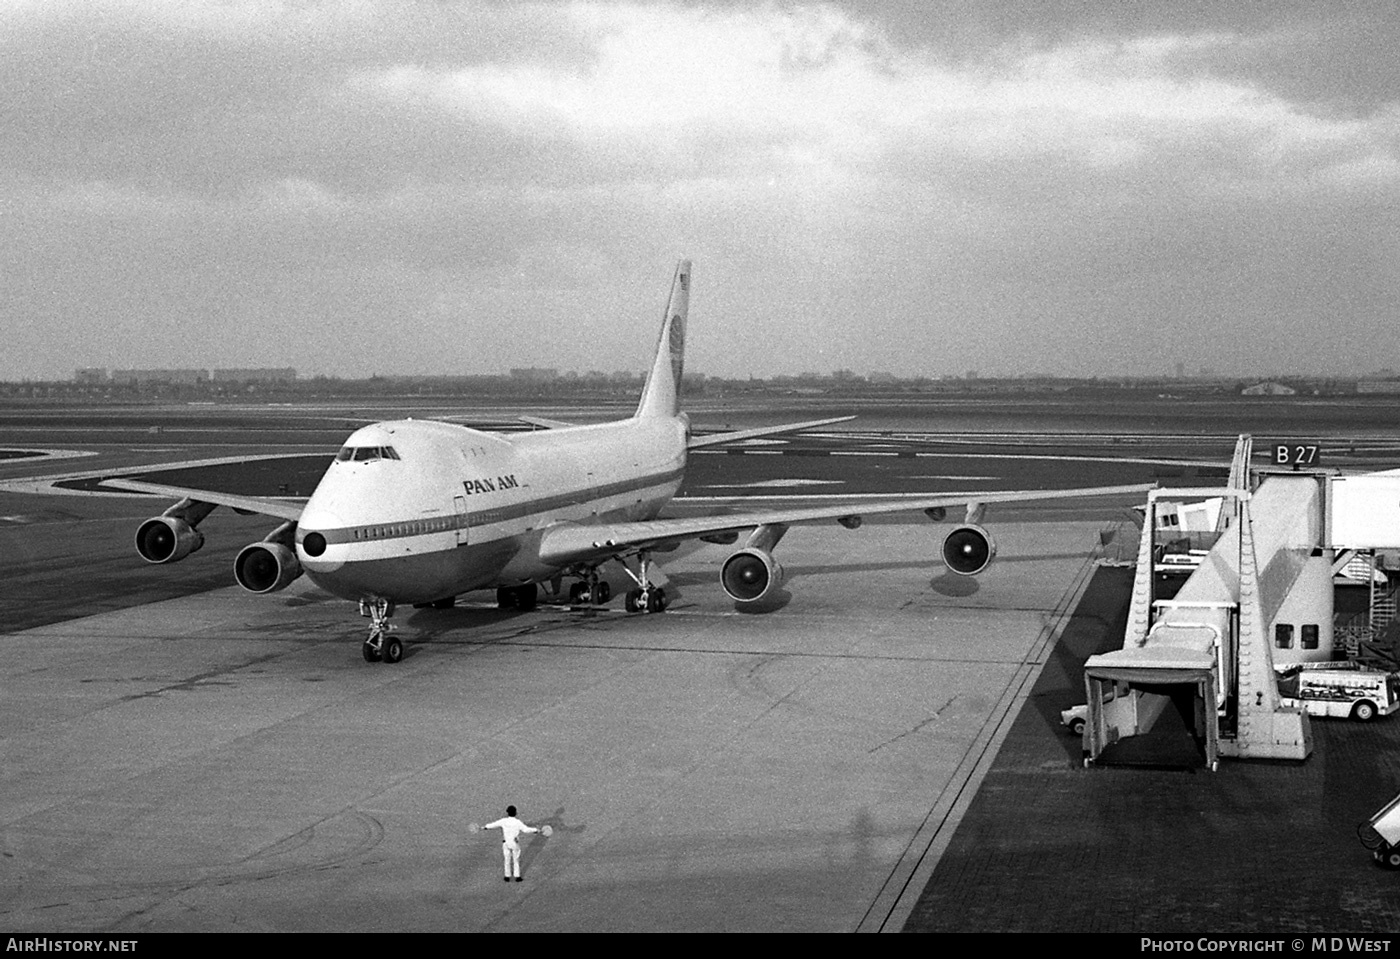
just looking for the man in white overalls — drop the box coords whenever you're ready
[484,805,540,882]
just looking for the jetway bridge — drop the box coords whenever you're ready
[1082,435,1400,769]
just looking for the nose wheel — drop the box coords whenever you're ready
[359,598,401,664]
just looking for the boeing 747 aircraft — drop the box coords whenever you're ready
[113,261,1151,663]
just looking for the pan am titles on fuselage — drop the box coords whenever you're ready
[117,260,1152,663]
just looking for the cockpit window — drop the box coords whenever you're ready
[336,446,400,463]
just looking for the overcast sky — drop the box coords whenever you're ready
[3,1,1397,381]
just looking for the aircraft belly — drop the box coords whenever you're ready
[305,538,518,604]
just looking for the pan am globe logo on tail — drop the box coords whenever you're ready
[669,313,685,386]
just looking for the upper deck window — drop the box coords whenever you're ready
[336,446,401,463]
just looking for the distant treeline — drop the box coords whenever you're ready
[0,370,1382,401]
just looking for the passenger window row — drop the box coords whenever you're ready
[352,516,456,540]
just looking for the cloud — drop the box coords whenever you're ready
[1,1,1397,379]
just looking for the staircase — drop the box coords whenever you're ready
[1371,573,1397,632]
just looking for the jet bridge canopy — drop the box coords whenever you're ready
[1084,645,1221,768]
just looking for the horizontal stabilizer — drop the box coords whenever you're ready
[687,416,855,449]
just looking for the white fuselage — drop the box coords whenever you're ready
[293,416,687,605]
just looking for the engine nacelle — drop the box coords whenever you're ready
[135,517,204,564]
[941,524,997,576]
[234,542,303,594]
[721,547,785,603]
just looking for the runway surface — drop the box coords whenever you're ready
[3,399,1398,933]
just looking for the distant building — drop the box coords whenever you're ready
[1357,379,1400,394]
[111,368,208,385]
[210,368,297,383]
[509,367,558,381]
[1241,381,1297,396]
[73,368,107,384]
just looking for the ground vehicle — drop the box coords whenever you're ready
[1061,704,1088,736]
[1358,790,1400,868]
[1276,662,1400,722]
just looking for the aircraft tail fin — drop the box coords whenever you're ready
[635,260,691,419]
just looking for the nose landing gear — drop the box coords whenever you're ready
[359,597,402,664]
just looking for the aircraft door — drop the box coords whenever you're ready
[454,495,468,546]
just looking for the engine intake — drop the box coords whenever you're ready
[721,547,784,603]
[234,542,303,593]
[942,524,996,576]
[135,517,204,564]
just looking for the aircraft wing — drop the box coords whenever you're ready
[519,415,578,430]
[104,479,305,522]
[537,482,1153,565]
[686,416,855,449]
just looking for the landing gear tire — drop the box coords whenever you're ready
[516,583,539,611]
[569,579,610,606]
[646,587,668,613]
[626,587,668,613]
[1387,850,1400,869]
[431,596,456,609]
[358,598,396,665]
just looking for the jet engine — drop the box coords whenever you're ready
[941,524,996,576]
[721,547,784,603]
[234,542,303,594]
[135,517,204,564]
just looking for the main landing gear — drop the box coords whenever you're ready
[619,550,668,614]
[568,569,610,606]
[497,583,539,611]
[565,552,668,613]
[359,597,402,664]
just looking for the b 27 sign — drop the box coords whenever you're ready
[1273,443,1321,467]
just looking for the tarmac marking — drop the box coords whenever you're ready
[867,696,959,754]
[0,452,323,497]
[856,541,1104,933]
[696,479,845,489]
[0,448,97,460]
